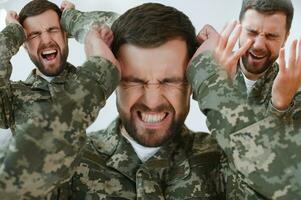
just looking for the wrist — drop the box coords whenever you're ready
[271,98,291,111]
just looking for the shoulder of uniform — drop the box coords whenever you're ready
[86,119,121,156]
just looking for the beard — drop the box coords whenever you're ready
[118,102,187,147]
[241,52,277,75]
[239,40,278,75]
[29,42,69,77]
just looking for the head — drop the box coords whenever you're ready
[112,3,197,147]
[238,0,294,79]
[19,0,69,76]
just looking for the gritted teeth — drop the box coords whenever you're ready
[141,112,167,123]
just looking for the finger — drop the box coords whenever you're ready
[232,38,252,60]
[278,48,286,73]
[288,39,297,69]
[220,22,228,35]
[297,38,301,65]
[225,24,242,54]
[60,1,67,9]
[106,34,114,47]
[197,32,207,44]
[218,21,237,50]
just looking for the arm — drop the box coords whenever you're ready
[188,38,301,199]
[0,12,26,128]
[0,27,120,199]
[60,5,118,43]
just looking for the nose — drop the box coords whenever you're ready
[252,35,266,51]
[40,32,52,44]
[142,86,165,110]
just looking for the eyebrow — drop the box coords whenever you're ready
[245,27,280,37]
[122,76,186,83]
[122,76,145,83]
[28,26,60,34]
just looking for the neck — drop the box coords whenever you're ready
[36,69,55,82]
[239,59,266,81]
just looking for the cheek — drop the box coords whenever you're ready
[25,42,38,55]
[167,89,190,115]
[116,88,140,112]
[267,42,282,56]
[54,34,68,49]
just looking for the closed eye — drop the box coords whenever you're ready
[27,32,41,40]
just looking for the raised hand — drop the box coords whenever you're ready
[93,24,114,47]
[84,25,120,72]
[5,11,20,25]
[192,24,220,59]
[272,39,301,110]
[214,21,252,79]
[61,0,75,12]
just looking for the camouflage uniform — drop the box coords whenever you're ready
[44,9,226,200]
[50,118,226,199]
[0,11,119,199]
[187,52,301,200]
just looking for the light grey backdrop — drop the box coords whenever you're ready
[0,0,300,140]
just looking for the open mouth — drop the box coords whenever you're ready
[137,111,169,123]
[41,49,58,61]
[249,51,266,60]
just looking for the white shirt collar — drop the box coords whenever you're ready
[120,126,160,163]
[36,69,55,82]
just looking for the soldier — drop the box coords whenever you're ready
[51,2,227,199]
[188,0,301,199]
[0,0,120,199]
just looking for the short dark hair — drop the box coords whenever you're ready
[239,0,294,32]
[19,0,62,26]
[111,3,198,59]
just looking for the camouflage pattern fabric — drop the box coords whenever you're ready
[61,8,119,43]
[47,9,228,199]
[50,118,226,200]
[0,20,120,199]
[187,52,301,200]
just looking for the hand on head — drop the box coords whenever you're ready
[5,11,20,26]
[84,25,120,73]
[60,0,75,12]
[196,24,220,53]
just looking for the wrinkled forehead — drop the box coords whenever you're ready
[118,39,189,80]
[22,9,61,31]
[241,9,287,33]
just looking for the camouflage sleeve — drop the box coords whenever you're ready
[0,23,26,128]
[187,52,301,199]
[0,57,120,199]
[61,8,119,43]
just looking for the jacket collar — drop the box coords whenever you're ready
[96,119,192,182]
[237,61,279,104]
[23,62,76,91]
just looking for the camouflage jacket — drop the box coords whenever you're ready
[0,22,120,199]
[61,8,119,43]
[50,118,226,200]
[187,52,301,200]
